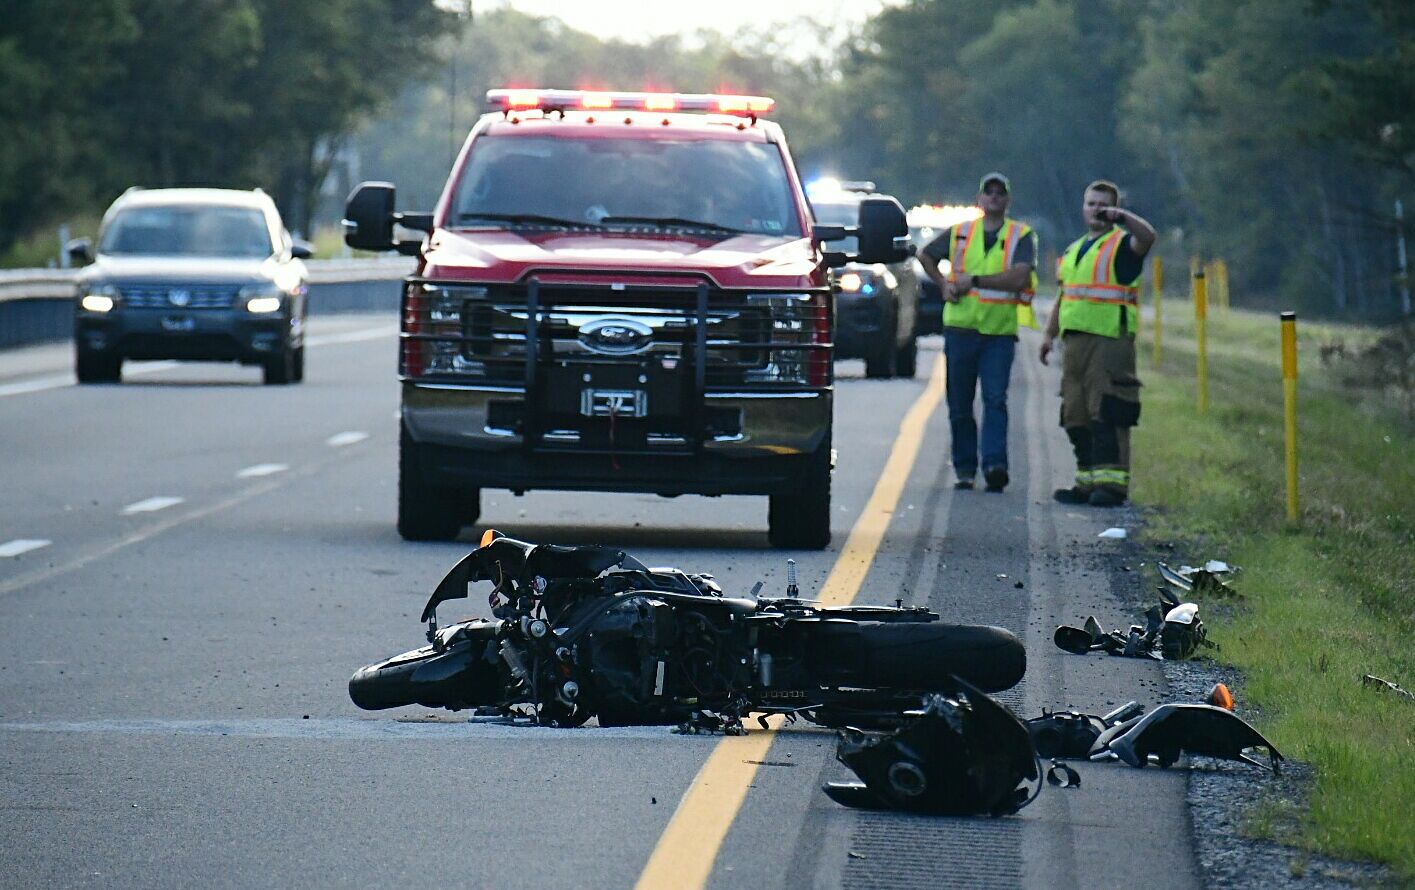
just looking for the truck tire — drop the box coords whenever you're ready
[768,434,832,549]
[76,351,121,384]
[895,335,918,379]
[398,422,466,542]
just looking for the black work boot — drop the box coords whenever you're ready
[1053,486,1092,505]
[984,466,1009,493]
[1088,488,1127,507]
[954,476,975,491]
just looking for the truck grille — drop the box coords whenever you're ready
[119,284,241,309]
[400,279,832,393]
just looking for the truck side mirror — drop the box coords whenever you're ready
[343,182,397,251]
[67,237,94,266]
[855,196,909,265]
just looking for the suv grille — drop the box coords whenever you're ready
[119,284,241,309]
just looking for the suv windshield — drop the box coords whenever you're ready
[451,135,802,237]
[812,199,861,253]
[100,205,274,258]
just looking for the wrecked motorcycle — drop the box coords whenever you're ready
[350,533,1027,728]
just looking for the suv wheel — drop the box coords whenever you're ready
[76,351,121,384]
[398,422,468,542]
[263,346,296,385]
[768,433,832,549]
[895,336,918,379]
[864,341,897,378]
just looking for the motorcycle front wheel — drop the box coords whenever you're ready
[348,637,502,712]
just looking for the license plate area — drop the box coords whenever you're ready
[161,315,195,333]
[580,388,646,418]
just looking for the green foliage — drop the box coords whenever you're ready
[1135,304,1414,873]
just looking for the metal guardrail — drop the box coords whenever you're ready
[0,258,415,350]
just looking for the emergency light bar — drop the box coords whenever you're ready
[486,89,776,117]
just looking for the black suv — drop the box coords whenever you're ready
[71,187,312,385]
[810,183,921,378]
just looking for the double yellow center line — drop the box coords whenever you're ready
[635,356,947,889]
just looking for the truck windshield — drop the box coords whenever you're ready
[451,135,802,237]
[99,206,274,258]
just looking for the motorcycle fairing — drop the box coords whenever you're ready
[823,677,1041,817]
[421,538,639,622]
[1090,703,1283,773]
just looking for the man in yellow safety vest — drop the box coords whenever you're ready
[1039,180,1157,507]
[918,173,1038,492]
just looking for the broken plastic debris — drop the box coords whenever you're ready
[1361,674,1415,703]
[1089,703,1282,773]
[1098,527,1127,539]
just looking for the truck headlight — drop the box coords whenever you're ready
[80,284,117,312]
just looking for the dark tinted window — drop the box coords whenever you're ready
[451,135,802,236]
[100,205,273,258]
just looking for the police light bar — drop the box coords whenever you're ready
[486,89,776,117]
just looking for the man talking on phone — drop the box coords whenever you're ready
[1039,180,1156,507]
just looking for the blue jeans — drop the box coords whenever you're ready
[943,328,1016,477]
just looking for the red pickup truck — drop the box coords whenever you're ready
[344,89,908,548]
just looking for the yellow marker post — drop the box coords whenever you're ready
[1189,255,1201,299]
[1217,259,1231,314]
[1152,256,1163,368]
[1194,270,1208,414]
[1281,311,1299,523]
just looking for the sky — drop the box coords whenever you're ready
[472,0,896,49]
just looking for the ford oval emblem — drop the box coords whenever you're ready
[579,318,653,355]
[168,289,191,307]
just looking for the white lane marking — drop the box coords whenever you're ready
[0,539,51,558]
[326,430,369,447]
[0,718,699,742]
[0,325,392,399]
[236,463,288,479]
[121,496,185,515]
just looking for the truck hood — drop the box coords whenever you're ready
[420,229,823,289]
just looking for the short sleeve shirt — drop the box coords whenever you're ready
[923,223,1036,269]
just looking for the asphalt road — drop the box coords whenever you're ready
[0,314,1199,889]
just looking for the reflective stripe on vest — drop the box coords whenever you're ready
[1057,227,1139,338]
[945,218,1038,335]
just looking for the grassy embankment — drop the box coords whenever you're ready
[1130,300,1413,876]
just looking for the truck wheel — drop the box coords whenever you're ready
[76,351,121,384]
[398,422,465,542]
[263,347,295,385]
[895,336,918,379]
[768,434,832,549]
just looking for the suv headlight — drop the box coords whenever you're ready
[837,271,876,294]
[240,283,285,313]
[80,284,117,313]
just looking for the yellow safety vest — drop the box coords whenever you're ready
[945,218,1039,336]
[1057,227,1139,338]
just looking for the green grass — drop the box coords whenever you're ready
[1,214,102,269]
[1132,299,1415,875]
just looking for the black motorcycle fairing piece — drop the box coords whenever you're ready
[1092,703,1283,772]
[823,679,1041,816]
[1027,711,1107,758]
[421,537,638,622]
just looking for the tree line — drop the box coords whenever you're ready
[0,0,445,248]
[4,0,1410,319]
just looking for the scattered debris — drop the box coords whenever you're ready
[1045,760,1081,788]
[1053,588,1211,660]
[1026,701,1142,758]
[823,681,1040,816]
[1091,704,1282,773]
[1098,527,1128,539]
[847,851,866,860]
[1361,674,1415,703]
[1207,682,1235,710]
[1159,561,1240,597]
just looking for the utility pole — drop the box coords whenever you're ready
[1396,199,1411,318]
